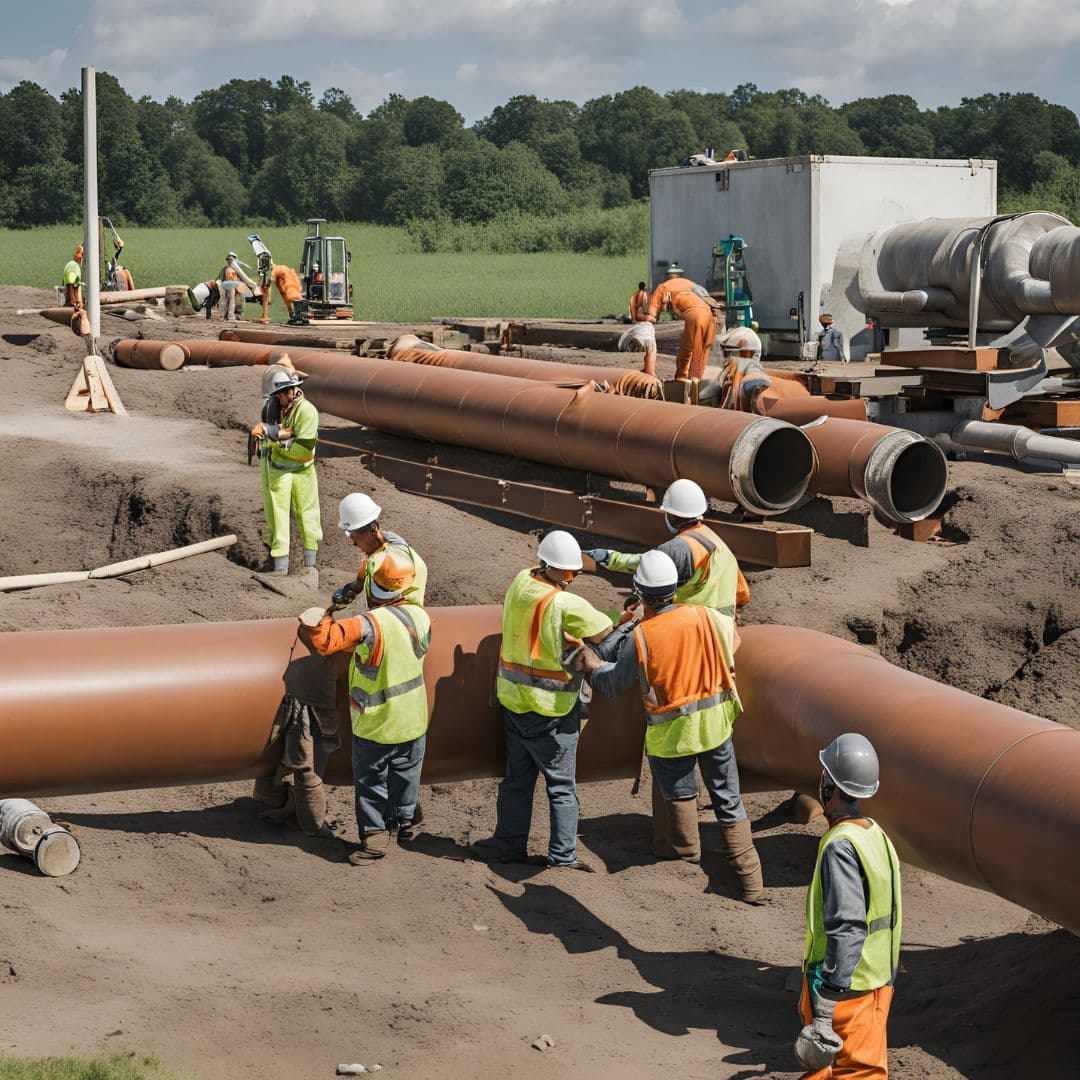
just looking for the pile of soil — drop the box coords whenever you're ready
[0,290,1076,1078]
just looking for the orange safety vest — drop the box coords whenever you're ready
[630,289,649,322]
[646,277,711,323]
[632,604,736,726]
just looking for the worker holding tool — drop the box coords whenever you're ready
[585,478,749,618]
[332,493,427,608]
[816,314,847,362]
[645,264,718,381]
[573,549,766,903]
[472,531,613,871]
[796,733,901,1077]
[629,281,650,323]
[301,555,432,864]
[218,251,257,321]
[251,365,322,574]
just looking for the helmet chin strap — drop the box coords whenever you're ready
[663,513,679,535]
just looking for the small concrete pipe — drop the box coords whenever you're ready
[0,799,81,876]
[951,420,1080,466]
[113,339,190,371]
[129,339,816,517]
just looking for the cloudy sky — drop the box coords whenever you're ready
[3,0,1080,120]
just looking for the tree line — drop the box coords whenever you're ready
[2,73,1080,231]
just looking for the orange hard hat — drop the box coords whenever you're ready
[368,551,416,601]
[74,244,84,261]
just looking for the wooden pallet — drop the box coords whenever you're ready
[1000,398,1080,428]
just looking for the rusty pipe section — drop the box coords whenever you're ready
[142,339,815,516]
[0,608,645,798]
[732,624,1080,935]
[800,416,948,524]
[113,339,190,371]
[388,336,664,398]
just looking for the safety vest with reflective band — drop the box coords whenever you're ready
[268,396,318,473]
[63,260,82,286]
[674,523,741,617]
[496,569,584,718]
[632,604,741,758]
[804,818,902,993]
[358,536,428,606]
[348,603,431,743]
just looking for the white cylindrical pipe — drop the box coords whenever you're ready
[951,420,1080,465]
[82,67,100,346]
[0,799,81,876]
[88,535,238,578]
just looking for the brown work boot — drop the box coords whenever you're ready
[652,778,676,859]
[259,788,296,826]
[667,797,702,863]
[348,829,390,864]
[294,781,328,837]
[720,818,767,904]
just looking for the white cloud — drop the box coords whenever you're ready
[318,63,408,114]
[456,64,479,83]
[0,48,68,92]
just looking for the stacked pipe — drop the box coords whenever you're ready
[113,339,190,371]
[0,616,1077,934]
[123,338,815,517]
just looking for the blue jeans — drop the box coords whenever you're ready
[351,732,426,837]
[648,737,747,824]
[494,707,580,864]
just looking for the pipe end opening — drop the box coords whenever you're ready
[730,420,815,515]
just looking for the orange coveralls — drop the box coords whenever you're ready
[798,979,894,1080]
[646,277,716,380]
[273,265,302,305]
[630,288,649,322]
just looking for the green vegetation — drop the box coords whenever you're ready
[3,76,1080,242]
[0,223,645,322]
[0,1052,175,1079]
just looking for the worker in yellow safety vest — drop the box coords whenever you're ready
[586,479,749,618]
[331,492,427,609]
[575,549,766,902]
[472,531,613,870]
[302,552,432,865]
[63,245,84,310]
[795,733,902,1078]
[250,365,322,574]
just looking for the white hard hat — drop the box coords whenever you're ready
[633,550,679,593]
[187,281,211,309]
[269,369,303,394]
[660,479,708,520]
[339,492,381,532]
[537,530,583,571]
[227,251,238,260]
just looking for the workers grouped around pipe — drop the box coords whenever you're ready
[796,734,901,1076]
[471,531,614,871]
[301,546,432,865]
[645,264,720,381]
[250,365,322,574]
[586,479,749,618]
[573,549,766,903]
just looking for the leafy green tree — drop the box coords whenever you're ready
[665,90,746,156]
[475,94,578,148]
[318,87,356,121]
[403,96,464,146]
[382,144,444,223]
[191,78,275,181]
[840,95,935,157]
[731,85,864,158]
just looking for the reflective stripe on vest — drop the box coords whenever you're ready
[350,672,425,711]
[497,576,579,692]
[269,397,316,472]
[677,524,737,617]
[804,819,902,992]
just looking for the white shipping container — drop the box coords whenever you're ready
[648,155,997,358]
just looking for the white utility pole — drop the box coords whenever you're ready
[82,66,100,351]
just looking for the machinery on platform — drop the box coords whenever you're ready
[706,234,754,327]
[297,218,353,322]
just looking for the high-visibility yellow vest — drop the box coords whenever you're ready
[804,819,902,992]
[496,569,584,718]
[632,604,741,758]
[348,603,431,744]
[63,260,82,286]
[268,396,318,473]
[673,523,740,616]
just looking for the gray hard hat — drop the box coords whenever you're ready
[819,733,880,799]
[269,369,303,394]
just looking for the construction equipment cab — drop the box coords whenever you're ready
[298,219,353,321]
[707,235,755,330]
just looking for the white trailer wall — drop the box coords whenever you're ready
[649,156,997,358]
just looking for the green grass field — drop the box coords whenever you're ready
[0,1053,176,1079]
[0,223,647,322]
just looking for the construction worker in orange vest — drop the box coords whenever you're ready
[645,265,717,381]
[271,264,304,323]
[796,733,901,1078]
[629,281,650,322]
[586,479,749,619]
[574,549,766,903]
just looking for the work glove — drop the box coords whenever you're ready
[584,548,611,567]
[794,995,843,1071]
[332,580,363,607]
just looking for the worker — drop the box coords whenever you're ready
[187,280,221,319]
[268,264,304,324]
[629,281,650,323]
[817,314,847,362]
[333,493,427,608]
[301,554,432,864]
[218,251,256,321]
[111,264,134,291]
[618,320,659,378]
[585,478,749,618]
[253,627,343,838]
[573,550,766,903]
[796,733,901,1078]
[63,245,83,310]
[472,531,614,870]
[645,264,717,381]
[250,365,322,574]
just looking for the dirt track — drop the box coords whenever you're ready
[1,290,1077,1079]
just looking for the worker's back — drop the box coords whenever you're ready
[670,523,745,616]
[648,276,711,322]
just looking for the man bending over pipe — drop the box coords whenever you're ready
[574,549,766,904]
[644,265,718,381]
[796,733,901,1078]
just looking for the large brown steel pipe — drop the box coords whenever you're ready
[732,624,1080,934]
[132,339,815,517]
[113,339,189,371]
[0,608,644,798]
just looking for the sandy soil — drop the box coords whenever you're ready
[1,291,1077,1079]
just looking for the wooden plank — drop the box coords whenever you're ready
[64,364,90,412]
[882,347,1000,371]
[1000,398,1080,429]
[895,517,942,542]
[83,358,109,412]
[90,355,128,415]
